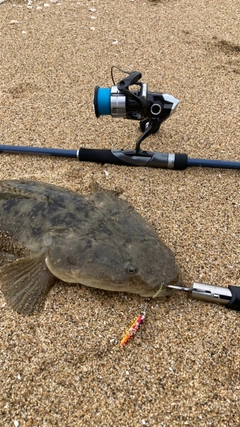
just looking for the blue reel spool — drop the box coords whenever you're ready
[93,86,111,117]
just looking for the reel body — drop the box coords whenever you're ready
[93,68,179,152]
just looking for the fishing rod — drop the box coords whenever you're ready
[1,67,240,171]
[1,145,240,170]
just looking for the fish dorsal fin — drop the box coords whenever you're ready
[0,252,56,315]
[90,180,123,198]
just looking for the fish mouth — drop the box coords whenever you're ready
[140,285,172,298]
[141,270,182,298]
[169,269,182,287]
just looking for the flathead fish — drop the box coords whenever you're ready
[0,180,181,314]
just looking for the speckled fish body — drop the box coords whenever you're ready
[0,180,181,314]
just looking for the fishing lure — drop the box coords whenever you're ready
[120,303,148,347]
[120,287,165,346]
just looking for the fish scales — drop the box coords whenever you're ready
[0,180,182,314]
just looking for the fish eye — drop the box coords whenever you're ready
[125,262,138,276]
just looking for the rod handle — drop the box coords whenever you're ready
[78,148,129,166]
[78,148,188,169]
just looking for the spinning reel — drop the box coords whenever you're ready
[93,67,179,153]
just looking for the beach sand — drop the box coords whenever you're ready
[0,0,240,425]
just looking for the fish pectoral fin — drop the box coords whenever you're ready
[0,253,55,315]
[0,251,17,267]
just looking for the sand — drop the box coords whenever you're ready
[0,0,240,425]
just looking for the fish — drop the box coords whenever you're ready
[0,180,182,314]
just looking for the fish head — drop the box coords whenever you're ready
[43,226,181,298]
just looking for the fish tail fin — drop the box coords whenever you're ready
[0,253,55,315]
